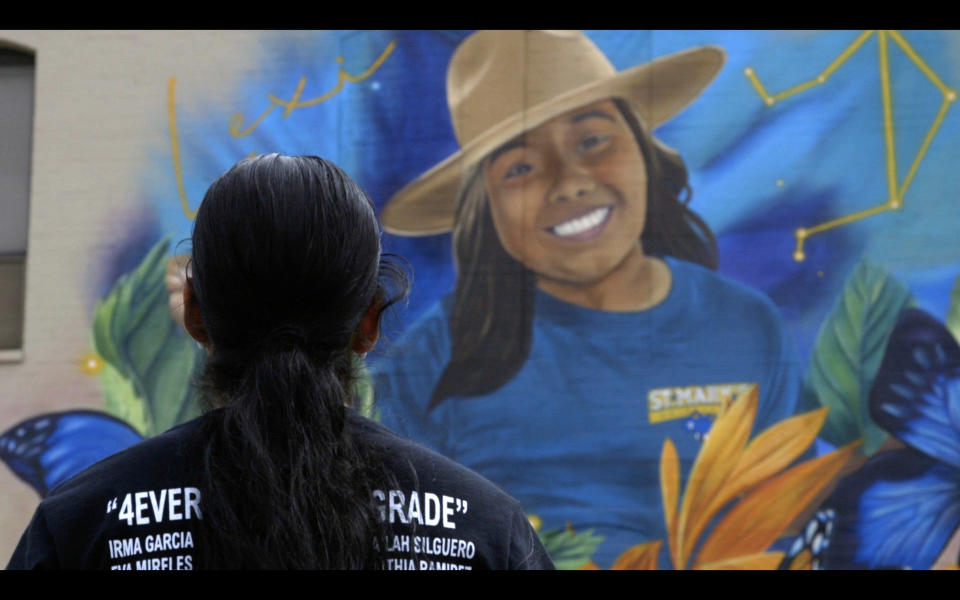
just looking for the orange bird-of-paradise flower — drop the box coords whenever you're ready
[611,384,859,570]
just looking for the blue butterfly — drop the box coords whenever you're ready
[0,410,143,497]
[819,308,960,569]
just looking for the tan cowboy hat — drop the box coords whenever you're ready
[380,30,726,236]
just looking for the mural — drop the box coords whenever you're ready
[4,30,960,570]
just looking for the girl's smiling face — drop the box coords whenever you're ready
[483,99,648,287]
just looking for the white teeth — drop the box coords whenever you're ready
[551,207,610,237]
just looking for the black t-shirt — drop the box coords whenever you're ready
[6,410,554,570]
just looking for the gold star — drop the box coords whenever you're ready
[79,352,103,375]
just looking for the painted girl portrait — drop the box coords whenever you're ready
[373,30,801,567]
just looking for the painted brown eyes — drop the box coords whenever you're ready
[578,134,610,153]
[500,134,611,180]
[504,163,533,180]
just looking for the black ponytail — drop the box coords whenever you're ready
[188,154,408,569]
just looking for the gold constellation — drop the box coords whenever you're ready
[744,30,956,262]
[167,40,396,220]
[228,40,396,139]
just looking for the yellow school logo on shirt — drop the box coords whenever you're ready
[647,383,755,424]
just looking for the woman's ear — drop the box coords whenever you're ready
[182,277,211,346]
[351,298,381,355]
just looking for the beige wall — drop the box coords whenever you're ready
[0,30,264,564]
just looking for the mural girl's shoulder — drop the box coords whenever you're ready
[668,256,786,331]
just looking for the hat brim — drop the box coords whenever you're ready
[381,45,726,236]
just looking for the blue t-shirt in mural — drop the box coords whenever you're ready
[373,256,802,568]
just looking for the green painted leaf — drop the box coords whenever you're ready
[802,259,915,454]
[353,356,380,421]
[93,237,204,437]
[101,360,150,434]
[946,272,960,344]
[537,527,604,570]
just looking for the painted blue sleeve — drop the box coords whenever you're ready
[753,295,803,434]
[371,300,455,458]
